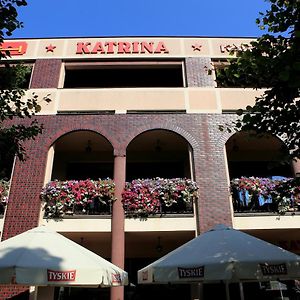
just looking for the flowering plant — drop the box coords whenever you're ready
[272,178,300,213]
[122,177,198,218]
[230,176,300,214]
[41,178,116,218]
[0,179,9,215]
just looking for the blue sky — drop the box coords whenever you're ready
[13,0,270,38]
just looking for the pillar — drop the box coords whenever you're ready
[111,155,126,300]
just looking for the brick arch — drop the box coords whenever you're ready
[213,129,232,147]
[123,123,200,152]
[222,130,288,148]
[217,115,285,146]
[42,127,115,153]
[224,131,292,180]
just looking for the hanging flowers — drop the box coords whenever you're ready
[41,179,116,218]
[0,179,9,215]
[122,177,198,218]
[230,176,300,214]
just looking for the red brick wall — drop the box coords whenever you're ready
[0,113,233,298]
[185,57,215,87]
[3,113,233,235]
[0,286,28,300]
[30,59,62,88]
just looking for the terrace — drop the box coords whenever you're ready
[230,176,300,215]
[40,177,197,219]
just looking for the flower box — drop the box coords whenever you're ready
[230,176,300,214]
[41,179,115,218]
[122,177,198,218]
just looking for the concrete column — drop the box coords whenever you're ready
[292,159,300,177]
[111,155,126,300]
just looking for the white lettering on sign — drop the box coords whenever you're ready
[220,43,252,53]
[47,269,76,282]
[260,263,287,276]
[178,266,204,278]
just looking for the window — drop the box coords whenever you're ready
[63,61,184,88]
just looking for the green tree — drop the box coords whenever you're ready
[217,0,300,159]
[0,0,50,179]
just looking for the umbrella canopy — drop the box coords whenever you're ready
[0,226,128,287]
[138,224,300,284]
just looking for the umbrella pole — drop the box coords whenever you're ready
[29,286,37,300]
[239,282,245,300]
[279,283,284,300]
[225,282,230,300]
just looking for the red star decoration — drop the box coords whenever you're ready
[45,44,56,52]
[192,44,202,51]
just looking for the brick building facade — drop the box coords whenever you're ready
[0,37,299,300]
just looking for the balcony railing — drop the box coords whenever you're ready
[122,178,198,218]
[41,179,115,218]
[230,176,300,214]
[41,178,198,219]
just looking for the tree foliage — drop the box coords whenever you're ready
[217,0,300,159]
[0,0,27,44]
[0,0,50,179]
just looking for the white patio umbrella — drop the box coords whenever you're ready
[138,224,300,299]
[0,226,128,287]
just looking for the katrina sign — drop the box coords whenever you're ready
[76,41,169,55]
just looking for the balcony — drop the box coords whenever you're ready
[41,178,198,219]
[231,176,300,215]
[41,179,115,218]
[122,178,197,218]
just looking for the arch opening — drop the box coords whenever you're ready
[51,130,114,180]
[126,129,192,181]
[226,132,293,179]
